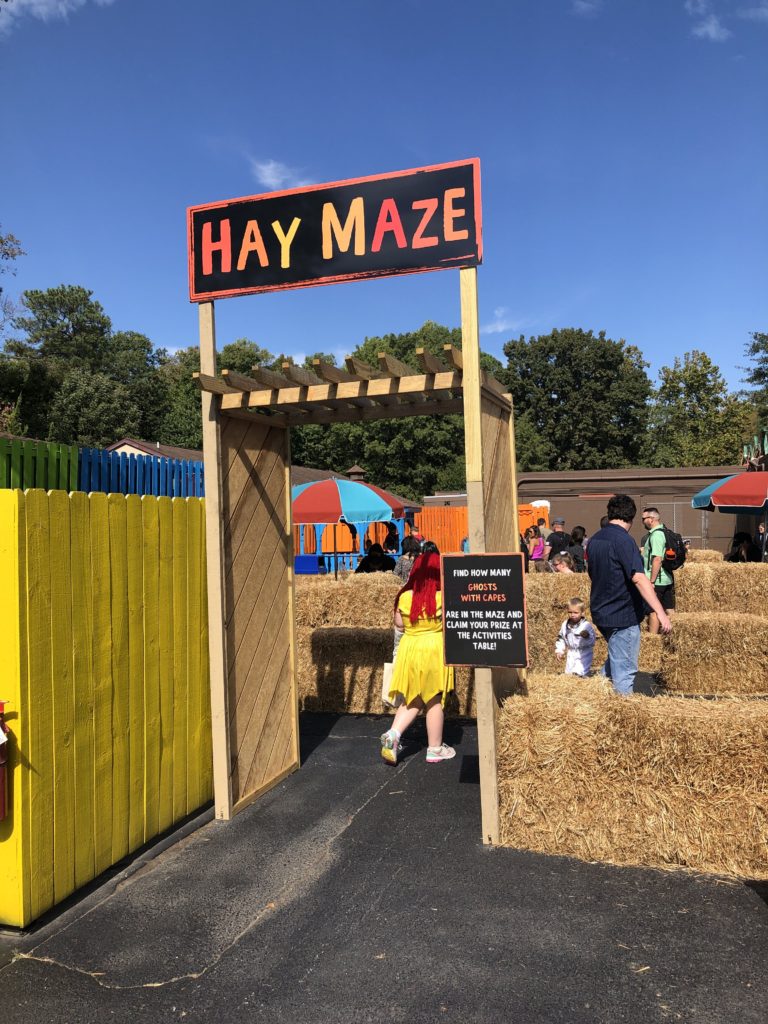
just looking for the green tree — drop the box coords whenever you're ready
[645,350,753,467]
[218,338,274,374]
[500,328,652,470]
[160,346,203,449]
[47,370,141,447]
[9,285,112,373]
[106,330,170,442]
[0,228,25,340]
[742,331,768,423]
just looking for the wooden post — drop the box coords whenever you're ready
[198,301,233,820]
[460,267,501,846]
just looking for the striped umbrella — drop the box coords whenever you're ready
[291,478,405,525]
[691,473,768,514]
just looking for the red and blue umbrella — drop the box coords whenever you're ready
[691,473,768,514]
[291,479,405,525]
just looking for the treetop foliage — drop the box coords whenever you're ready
[0,265,761,495]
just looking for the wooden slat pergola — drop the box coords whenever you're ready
[196,267,522,843]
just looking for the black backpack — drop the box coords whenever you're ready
[643,525,686,572]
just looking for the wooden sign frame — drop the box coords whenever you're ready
[194,163,521,845]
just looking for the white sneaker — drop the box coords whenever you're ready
[426,744,456,763]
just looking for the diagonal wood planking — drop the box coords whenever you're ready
[220,418,297,807]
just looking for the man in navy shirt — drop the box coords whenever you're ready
[587,494,672,694]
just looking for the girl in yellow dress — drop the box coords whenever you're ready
[380,552,455,765]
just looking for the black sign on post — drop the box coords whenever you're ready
[188,159,481,301]
[442,554,528,668]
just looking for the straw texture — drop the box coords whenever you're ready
[498,674,768,877]
[659,612,768,695]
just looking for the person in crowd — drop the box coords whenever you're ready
[461,535,470,553]
[392,535,421,583]
[587,494,671,695]
[546,518,570,561]
[525,525,546,569]
[567,526,587,572]
[537,517,552,542]
[519,534,530,573]
[725,532,762,563]
[599,515,610,529]
[551,552,576,573]
[640,507,676,635]
[555,597,597,676]
[355,542,396,574]
[410,528,425,550]
[422,540,440,555]
[380,553,455,765]
[383,522,400,555]
[754,522,766,555]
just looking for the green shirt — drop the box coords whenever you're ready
[644,526,673,587]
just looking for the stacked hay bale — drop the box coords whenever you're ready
[674,561,768,615]
[684,548,724,563]
[658,612,768,694]
[295,573,475,716]
[498,673,768,877]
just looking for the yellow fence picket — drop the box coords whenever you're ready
[25,490,55,921]
[108,494,130,863]
[157,498,175,834]
[125,495,145,853]
[90,492,113,875]
[69,491,95,890]
[0,491,30,928]
[142,497,161,841]
[172,500,188,821]
[48,490,76,904]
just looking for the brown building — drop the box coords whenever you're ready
[424,465,749,553]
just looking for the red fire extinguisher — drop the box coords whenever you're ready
[0,700,9,822]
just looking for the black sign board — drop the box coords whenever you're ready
[187,159,482,301]
[442,554,528,668]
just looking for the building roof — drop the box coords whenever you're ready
[107,438,205,461]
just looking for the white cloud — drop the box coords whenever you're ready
[248,157,311,192]
[683,1,732,41]
[572,0,602,15]
[691,12,732,39]
[480,307,530,337]
[0,0,116,36]
[738,3,768,21]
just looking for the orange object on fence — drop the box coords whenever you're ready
[413,504,545,553]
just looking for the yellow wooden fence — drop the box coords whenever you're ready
[0,490,212,928]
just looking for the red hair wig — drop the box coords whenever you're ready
[394,552,441,624]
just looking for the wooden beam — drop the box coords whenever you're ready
[283,396,464,427]
[198,302,233,821]
[443,344,463,371]
[312,359,358,383]
[194,372,241,396]
[220,408,292,428]
[221,369,270,392]
[416,347,450,374]
[345,355,385,380]
[250,365,296,389]
[281,361,323,386]
[377,352,416,378]
[218,371,462,413]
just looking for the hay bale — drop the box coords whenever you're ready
[658,612,768,695]
[685,548,724,563]
[296,573,401,629]
[498,678,768,877]
[674,561,768,615]
[295,616,477,717]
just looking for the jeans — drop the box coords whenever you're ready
[598,624,640,695]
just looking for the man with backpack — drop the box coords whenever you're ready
[641,506,684,634]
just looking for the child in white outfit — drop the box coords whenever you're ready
[555,598,597,677]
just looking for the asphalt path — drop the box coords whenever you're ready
[0,713,765,1023]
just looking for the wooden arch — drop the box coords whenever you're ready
[197,268,521,843]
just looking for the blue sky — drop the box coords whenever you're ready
[2,0,766,389]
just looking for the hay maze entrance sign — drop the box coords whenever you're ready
[442,554,528,667]
[188,161,482,300]
[189,158,522,844]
